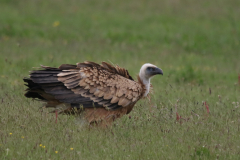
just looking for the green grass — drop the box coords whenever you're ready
[0,0,240,159]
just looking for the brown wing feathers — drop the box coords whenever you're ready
[24,62,143,114]
[67,62,141,108]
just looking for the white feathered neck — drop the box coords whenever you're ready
[139,63,157,97]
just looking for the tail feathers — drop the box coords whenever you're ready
[23,78,46,100]
[23,64,102,113]
[23,78,40,89]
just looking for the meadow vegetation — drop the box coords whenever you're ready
[0,0,240,159]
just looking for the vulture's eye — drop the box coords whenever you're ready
[147,67,155,72]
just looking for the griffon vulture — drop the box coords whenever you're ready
[23,61,163,126]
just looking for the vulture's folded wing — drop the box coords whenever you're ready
[27,61,144,111]
[56,61,143,110]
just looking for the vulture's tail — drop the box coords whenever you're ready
[23,66,63,102]
[23,78,46,100]
[23,64,100,113]
[23,64,77,101]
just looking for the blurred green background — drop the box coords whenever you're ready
[0,0,240,159]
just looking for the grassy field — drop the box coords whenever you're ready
[0,0,240,159]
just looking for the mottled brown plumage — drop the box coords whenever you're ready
[24,61,163,126]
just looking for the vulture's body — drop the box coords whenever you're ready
[24,61,163,126]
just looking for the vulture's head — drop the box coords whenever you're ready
[139,63,163,97]
[139,63,163,80]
